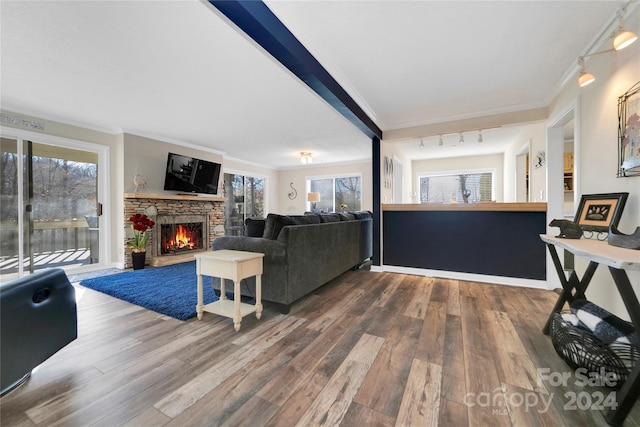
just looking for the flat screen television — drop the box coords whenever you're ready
[163,152,222,195]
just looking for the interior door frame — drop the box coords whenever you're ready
[0,128,111,276]
[545,98,579,289]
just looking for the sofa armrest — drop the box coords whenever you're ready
[211,236,287,264]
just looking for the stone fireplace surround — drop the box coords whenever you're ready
[124,193,225,268]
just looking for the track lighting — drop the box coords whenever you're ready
[578,57,595,87]
[613,8,638,51]
[439,135,443,146]
[419,138,424,149]
[459,133,464,144]
[577,6,637,87]
[477,130,483,143]
[614,29,638,50]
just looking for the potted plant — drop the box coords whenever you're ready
[127,213,155,269]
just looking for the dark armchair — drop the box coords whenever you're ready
[1,268,77,395]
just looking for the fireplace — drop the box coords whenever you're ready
[155,214,209,257]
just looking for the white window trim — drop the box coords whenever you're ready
[0,127,111,274]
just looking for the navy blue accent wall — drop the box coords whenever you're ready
[383,210,547,280]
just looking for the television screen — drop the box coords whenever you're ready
[163,152,221,195]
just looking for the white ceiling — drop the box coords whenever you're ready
[0,1,634,168]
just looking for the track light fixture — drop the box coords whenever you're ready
[613,7,638,51]
[300,152,313,164]
[578,57,595,87]
[439,135,444,146]
[577,5,637,87]
[459,133,464,144]
[477,130,483,143]
[419,138,424,149]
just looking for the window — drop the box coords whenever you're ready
[418,170,494,203]
[223,173,265,235]
[307,174,361,212]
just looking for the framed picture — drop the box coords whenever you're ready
[574,192,628,232]
[618,81,640,177]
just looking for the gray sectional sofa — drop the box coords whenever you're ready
[210,211,372,312]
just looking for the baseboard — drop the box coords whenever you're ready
[382,265,550,289]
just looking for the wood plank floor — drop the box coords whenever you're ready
[2,267,640,426]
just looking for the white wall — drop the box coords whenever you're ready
[547,21,640,319]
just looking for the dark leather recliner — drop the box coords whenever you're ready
[1,268,77,395]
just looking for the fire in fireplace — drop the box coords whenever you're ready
[153,213,210,257]
[160,222,205,255]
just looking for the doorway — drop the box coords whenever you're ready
[0,135,105,278]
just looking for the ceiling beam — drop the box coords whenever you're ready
[208,0,382,140]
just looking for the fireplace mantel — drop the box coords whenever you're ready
[124,192,225,202]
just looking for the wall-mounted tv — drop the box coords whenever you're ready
[163,152,222,195]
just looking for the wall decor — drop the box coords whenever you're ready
[618,81,640,177]
[574,192,628,233]
[534,151,546,168]
[288,182,297,200]
[384,156,393,189]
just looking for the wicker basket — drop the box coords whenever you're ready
[550,312,640,388]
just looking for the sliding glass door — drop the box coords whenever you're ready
[223,173,265,236]
[0,137,101,277]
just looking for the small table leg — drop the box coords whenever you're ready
[256,273,263,320]
[196,274,204,320]
[234,280,242,332]
[220,278,227,300]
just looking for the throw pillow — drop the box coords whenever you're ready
[290,215,321,225]
[319,213,340,223]
[338,213,355,221]
[262,214,295,240]
[245,218,266,237]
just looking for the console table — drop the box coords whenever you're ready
[540,234,640,425]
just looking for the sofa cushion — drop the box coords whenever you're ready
[263,214,296,240]
[290,215,321,225]
[245,218,266,237]
[319,213,341,223]
[351,210,373,220]
[338,213,355,221]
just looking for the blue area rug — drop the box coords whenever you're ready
[79,261,217,320]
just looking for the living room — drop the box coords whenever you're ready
[2,0,640,425]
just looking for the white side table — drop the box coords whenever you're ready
[195,250,264,331]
